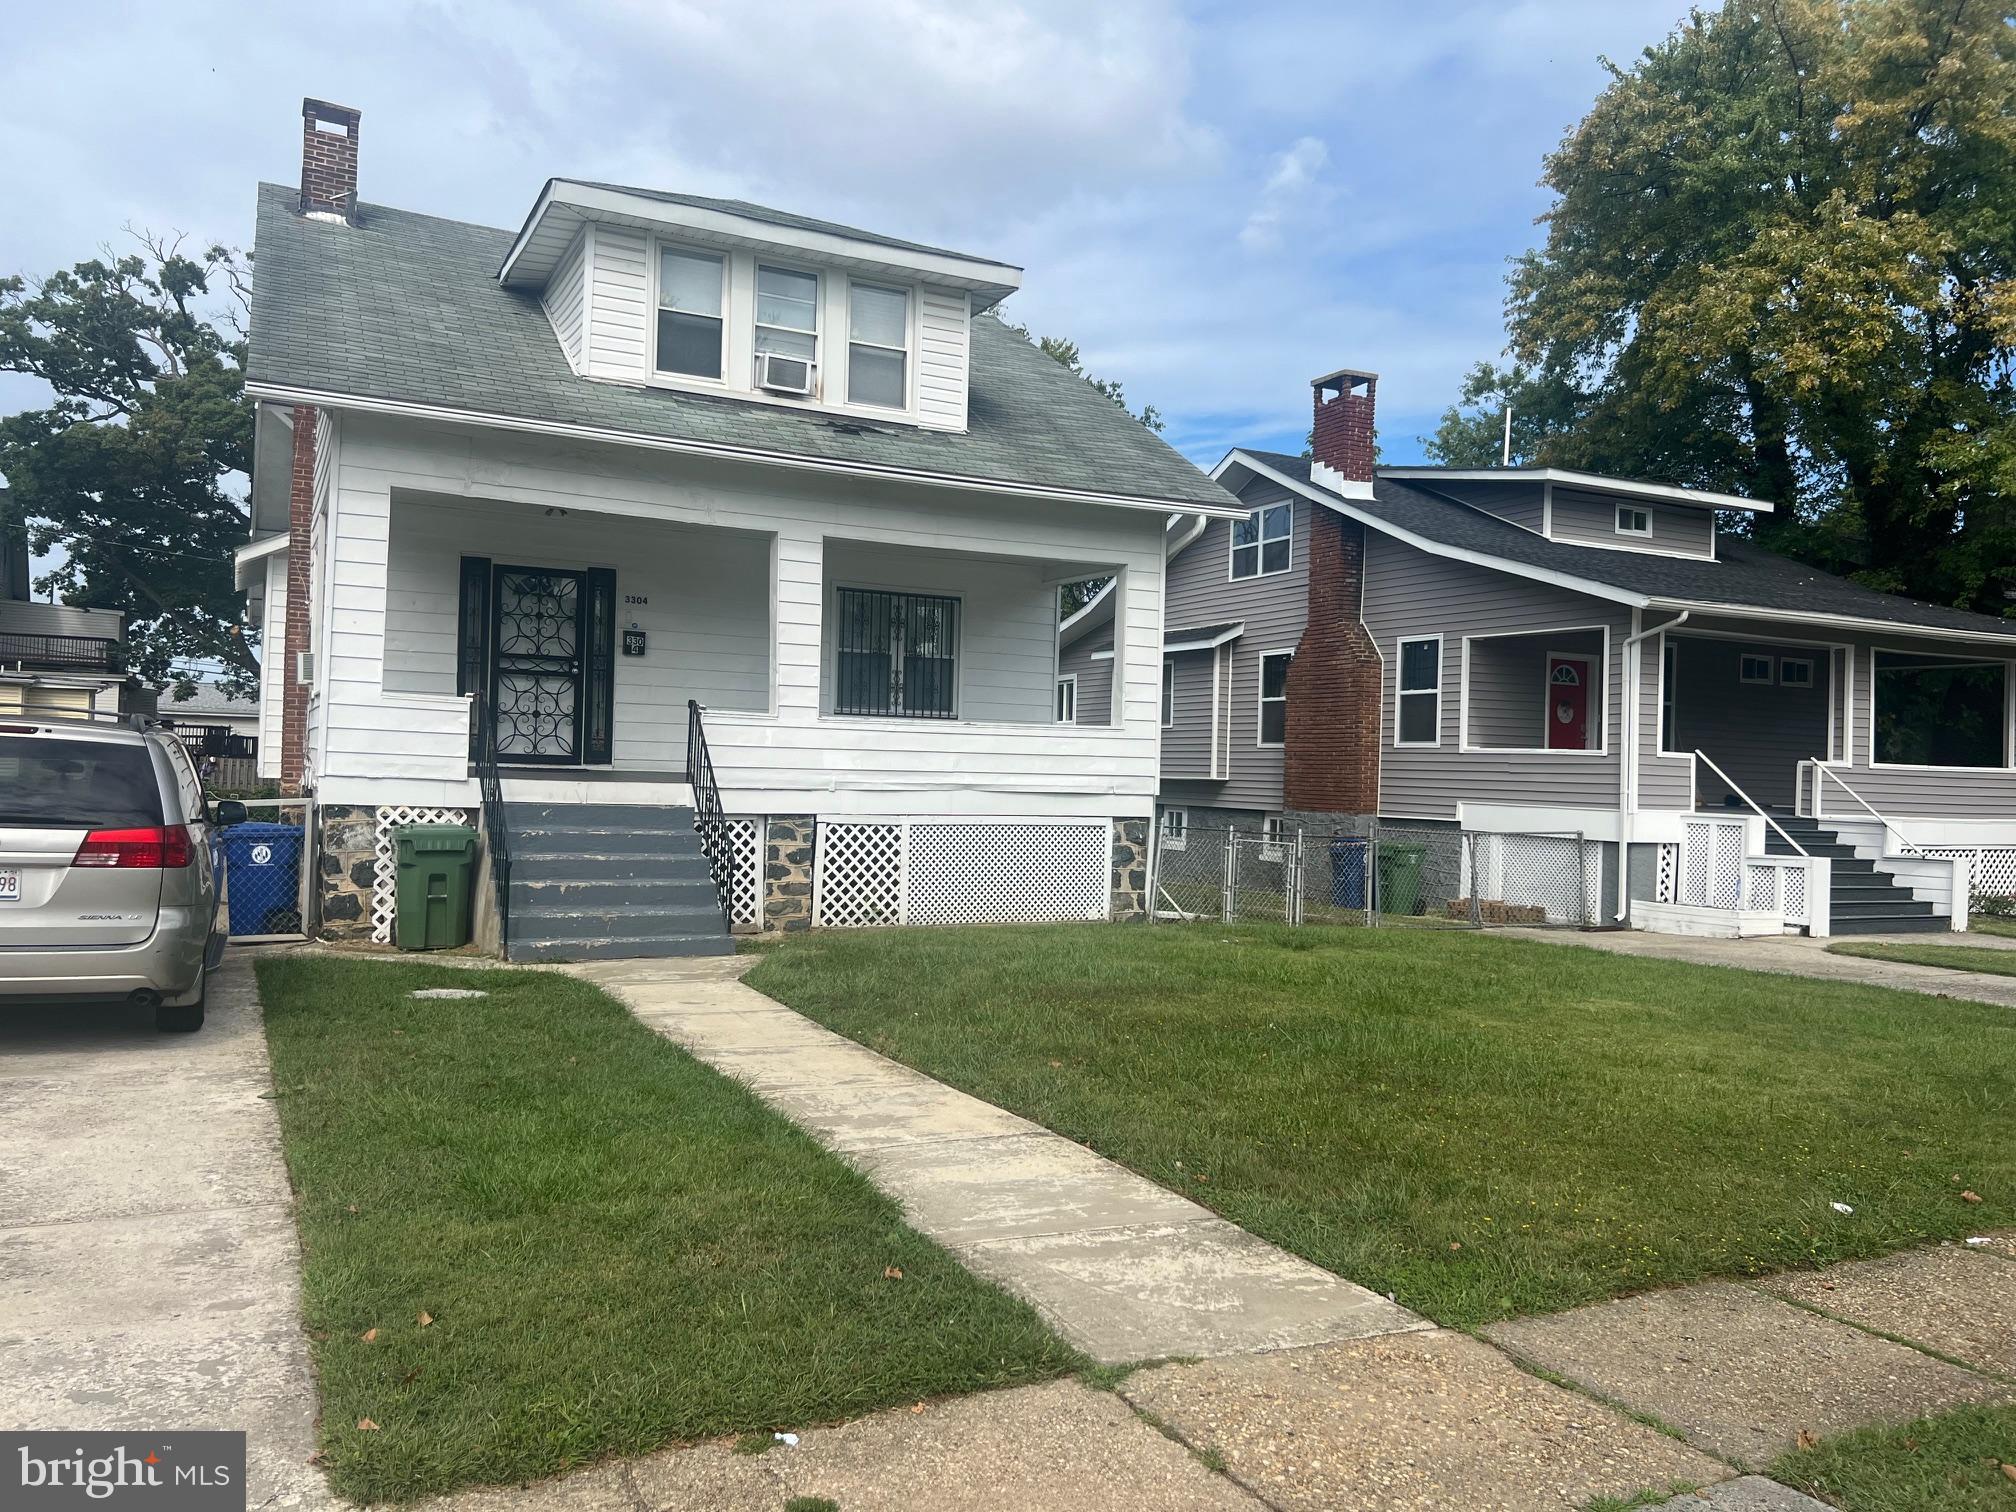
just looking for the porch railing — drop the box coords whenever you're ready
[470,693,513,960]
[1694,749,1807,856]
[686,700,733,931]
[0,631,124,671]
[1798,759,1923,857]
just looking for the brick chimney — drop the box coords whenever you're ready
[300,98,362,222]
[1309,368,1377,498]
[1283,365,1383,819]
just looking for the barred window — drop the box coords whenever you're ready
[834,588,959,718]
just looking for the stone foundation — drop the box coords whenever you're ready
[1111,818,1150,921]
[315,802,377,940]
[762,815,815,932]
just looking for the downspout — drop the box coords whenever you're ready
[1616,609,1688,922]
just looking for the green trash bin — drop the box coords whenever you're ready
[395,823,479,950]
[1375,840,1426,917]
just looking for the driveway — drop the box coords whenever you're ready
[1505,926,2016,1008]
[0,950,328,1510]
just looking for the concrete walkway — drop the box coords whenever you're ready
[0,951,331,1511]
[1503,926,2016,1008]
[566,955,1428,1363]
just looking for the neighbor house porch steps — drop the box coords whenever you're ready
[1763,815,1947,935]
[503,802,733,961]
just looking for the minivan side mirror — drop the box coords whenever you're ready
[214,800,248,827]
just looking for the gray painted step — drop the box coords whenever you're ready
[1832,898,1935,918]
[508,850,713,882]
[511,825,709,858]
[1828,914,1951,935]
[511,876,720,910]
[504,802,696,827]
[512,933,735,962]
[510,902,727,943]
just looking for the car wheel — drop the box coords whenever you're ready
[157,968,206,1033]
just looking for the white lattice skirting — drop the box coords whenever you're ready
[815,820,1110,928]
[1917,846,2016,901]
[716,818,762,929]
[371,805,472,944]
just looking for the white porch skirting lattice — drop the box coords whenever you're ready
[1916,846,2016,900]
[815,819,1111,928]
[716,817,763,929]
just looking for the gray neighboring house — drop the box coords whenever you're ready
[237,99,1242,957]
[0,485,129,719]
[1157,369,2016,938]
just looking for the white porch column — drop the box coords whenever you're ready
[772,523,824,721]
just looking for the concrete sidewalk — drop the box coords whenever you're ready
[0,951,331,1511]
[1503,926,2016,1008]
[566,955,1428,1363]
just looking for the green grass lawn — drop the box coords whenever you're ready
[255,957,1076,1503]
[1970,915,2016,940]
[1828,940,2016,977]
[744,924,2016,1328]
[1772,1403,2016,1510]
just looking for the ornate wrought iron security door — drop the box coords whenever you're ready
[490,567,587,762]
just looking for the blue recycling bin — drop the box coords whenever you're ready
[1328,833,1368,908]
[221,821,304,936]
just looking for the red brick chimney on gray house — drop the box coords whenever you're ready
[280,99,361,793]
[1282,369,1384,818]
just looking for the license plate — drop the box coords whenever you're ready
[0,869,18,902]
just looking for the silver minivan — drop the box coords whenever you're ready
[0,714,239,1031]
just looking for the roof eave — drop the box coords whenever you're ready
[1378,467,1774,515]
[1648,598,2016,647]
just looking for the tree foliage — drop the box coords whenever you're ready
[0,233,257,694]
[1432,0,2016,613]
[1004,320,1166,434]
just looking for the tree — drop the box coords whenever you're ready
[1422,362,1583,468]
[0,232,257,695]
[1437,0,2016,612]
[1004,321,1166,434]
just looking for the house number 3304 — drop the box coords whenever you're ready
[623,594,648,606]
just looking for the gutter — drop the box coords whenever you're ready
[241,381,1250,521]
[1615,609,1687,923]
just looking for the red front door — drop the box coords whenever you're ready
[1546,656,1592,750]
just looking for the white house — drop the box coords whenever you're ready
[236,100,1241,957]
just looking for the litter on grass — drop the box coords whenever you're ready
[773,1433,799,1447]
[1829,1202,1854,1214]
[409,988,489,999]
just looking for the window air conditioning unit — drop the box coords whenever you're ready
[756,351,814,395]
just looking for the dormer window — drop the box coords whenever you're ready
[847,283,909,408]
[655,247,726,380]
[755,265,819,384]
[1616,505,1652,537]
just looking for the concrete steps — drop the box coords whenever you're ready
[502,802,732,961]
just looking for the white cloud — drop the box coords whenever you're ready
[1238,136,1329,252]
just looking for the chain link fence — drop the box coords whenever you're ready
[1152,821,1598,930]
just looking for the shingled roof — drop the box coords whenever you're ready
[245,184,1235,511]
[1240,450,2016,641]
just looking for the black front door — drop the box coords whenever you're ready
[490,566,587,763]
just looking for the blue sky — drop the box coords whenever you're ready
[1,0,1696,478]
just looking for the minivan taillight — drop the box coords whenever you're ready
[74,825,193,869]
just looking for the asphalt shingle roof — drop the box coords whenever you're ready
[246,184,1232,510]
[569,183,1012,267]
[1246,450,2016,640]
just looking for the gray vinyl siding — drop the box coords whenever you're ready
[1549,487,1715,559]
[0,598,124,639]
[1668,633,1832,810]
[1057,623,1113,726]
[1638,611,1693,810]
[1159,478,1313,811]
[1465,628,1604,749]
[1425,479,1546,533]
[1161,649,1218,780]
[1667,613,2016,821]
[1362,532,1628,819]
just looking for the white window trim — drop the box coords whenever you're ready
[1866,646,2016,772]
[1256,648,1294,748]
[649,240,730,386]
[1615,504,1653,538]
[1455,624,1611,757]
[1161,658,1175,728]
[1228,502,1293,582]
[1777,655,1815,689]
[1738,652,1776,685]
[1393,634,1443,749]
[1055,673,1077,725]
[843,277,915,411]
[753,258,822,384]
[1160,807,1187,851]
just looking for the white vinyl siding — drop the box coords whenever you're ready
[257,555,288,780]
[585,223,651,382]
[916,288,971,430]
[540,229,588,374]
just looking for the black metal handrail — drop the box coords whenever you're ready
[472,693,513,960]
[0,631,124,671]
[687,699,733,931]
